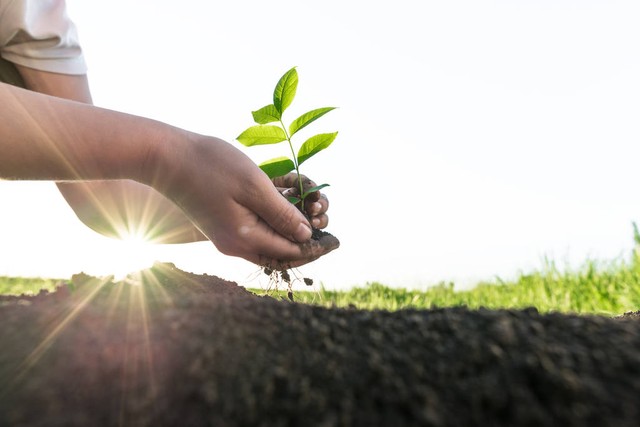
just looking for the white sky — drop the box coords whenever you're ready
[1,0,640,290]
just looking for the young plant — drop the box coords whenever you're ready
[236,67,338,213]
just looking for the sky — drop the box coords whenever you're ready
[1,0,640,290]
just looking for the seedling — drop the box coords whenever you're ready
[236,67,338,212]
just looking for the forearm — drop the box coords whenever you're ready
[0,81,167,182]
[9,65,206,243]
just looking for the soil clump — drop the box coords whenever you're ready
[1,262,640,426]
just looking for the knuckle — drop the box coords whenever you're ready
[271,175,285,188]
[273,173,297,188]
[301,175,317,189]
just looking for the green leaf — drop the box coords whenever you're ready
[273,67,298,114]
[236,125,287,146]
[258,156,295,179]
[297,132,338,165]
[287,196,301,205]
[302,183,330,199]
[289,107,336,137]
[252,104,281,124]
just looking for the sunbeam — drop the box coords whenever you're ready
[2,276,111,396]
[0,262,174,412]
[117,277,159,417]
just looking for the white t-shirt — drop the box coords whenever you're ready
[0,0,86,75]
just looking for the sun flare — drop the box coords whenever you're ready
[106,230,158,280]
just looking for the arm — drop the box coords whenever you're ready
[0,81,338,267]
[15,65,206,243]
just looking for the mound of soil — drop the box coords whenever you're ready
[1,263,640,426]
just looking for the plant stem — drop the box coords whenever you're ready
[280,120,306,212]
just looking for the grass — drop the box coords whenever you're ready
[2,248,640,317]
[276,226,640,316]
[0,276,62,296]
[262,252,640,316]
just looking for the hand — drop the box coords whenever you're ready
[154,134,339,268]
[272,173,330,230]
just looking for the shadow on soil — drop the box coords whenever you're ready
[1,262,639,426]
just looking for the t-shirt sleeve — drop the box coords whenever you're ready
[0,0,87,75]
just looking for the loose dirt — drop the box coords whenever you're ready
[1,263,639,426]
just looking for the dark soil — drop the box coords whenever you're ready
[1,263,640,426]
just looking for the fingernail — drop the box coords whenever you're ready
[294,222,312,242]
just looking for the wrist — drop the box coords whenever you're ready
[135,124,191,189]
[140,128,231,207]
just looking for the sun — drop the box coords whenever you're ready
[105,230,158,280]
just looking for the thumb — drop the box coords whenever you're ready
[256,187,312,243]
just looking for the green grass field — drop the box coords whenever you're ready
[279,226,640,315]
[282,255,640,316]
[3,249,640,316]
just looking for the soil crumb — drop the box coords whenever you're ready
[1,263,640,426]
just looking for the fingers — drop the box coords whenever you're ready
[255,226,340,269]
[246,174,312,243]
[272,173,315,190]
[218,211,339,269]
[229,170,336,266]
[279,186,300,202]
[275,178,330,229]
[310,214,329,229]
[273,173,321,200]
[305,193,329,228]
[273,230,340,268]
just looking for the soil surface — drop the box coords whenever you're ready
[1,263,640,426]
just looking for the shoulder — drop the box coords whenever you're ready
[0,0,87,75]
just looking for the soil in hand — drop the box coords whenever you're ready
[1,263,640,426]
